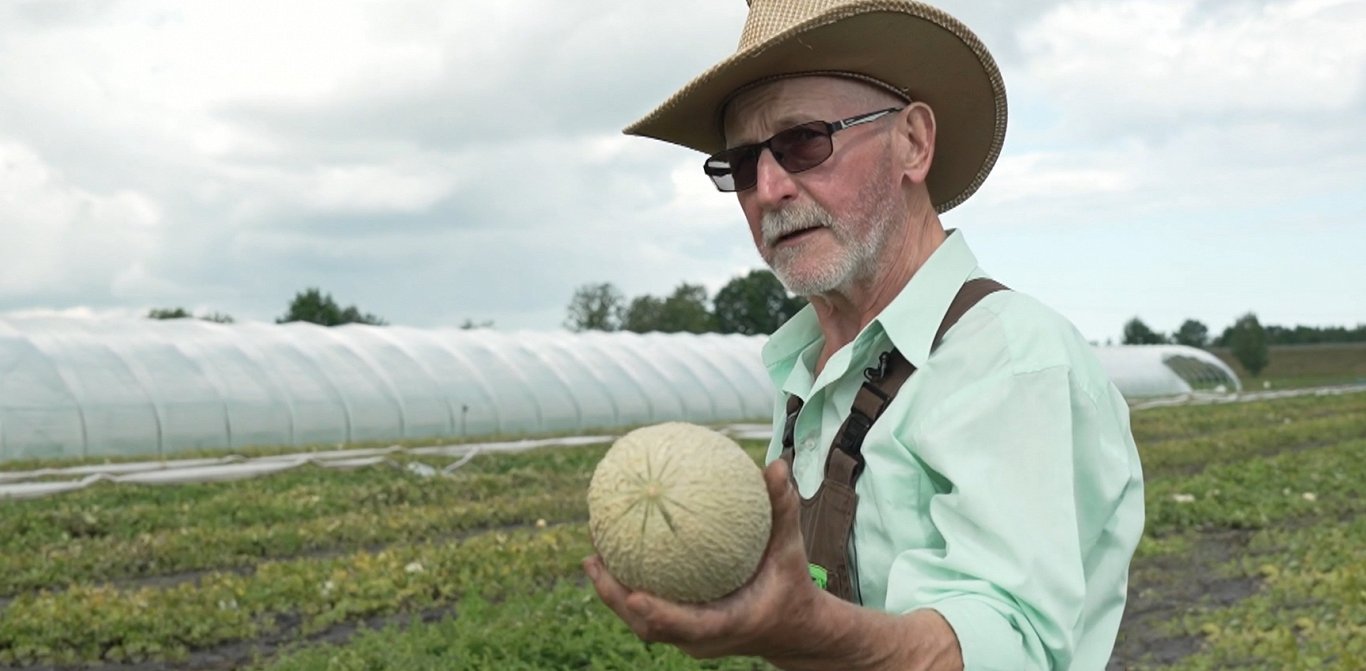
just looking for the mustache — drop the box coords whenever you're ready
[761,203,836,247]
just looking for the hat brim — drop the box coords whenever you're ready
[624,2,1006,213]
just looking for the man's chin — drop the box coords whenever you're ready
[772,267,847,298]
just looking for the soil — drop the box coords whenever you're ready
[1,519,565,602]
[0,520,565,671]
[5,529,1263,671]
[1106,529,1259,670]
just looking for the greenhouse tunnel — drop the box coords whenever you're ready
[1090,345,1242,398]
[0,317,1239,462]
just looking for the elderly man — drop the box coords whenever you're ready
[584,2,1145,670]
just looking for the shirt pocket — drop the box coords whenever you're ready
[858,445,940,546]
[850,444,941,608]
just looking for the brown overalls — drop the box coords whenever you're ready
[779,278,1008,602]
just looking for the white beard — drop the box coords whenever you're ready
[759,176,899,298]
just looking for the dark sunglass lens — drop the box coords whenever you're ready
[771,122,832,173]
[730,148,761,191]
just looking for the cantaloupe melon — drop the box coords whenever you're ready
[587,422,772,603]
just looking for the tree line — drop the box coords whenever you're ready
[147,283,1357,381]
[564,270,805,336]
[1120,313,1366,378]
[1122,316,1366,349]
[148,288,493,330]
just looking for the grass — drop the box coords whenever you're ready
[0,527,587,665]
[248,582,772,671]
[0,393,1362,669]
[1111,391,1366,670]
[1175,518,1366,670]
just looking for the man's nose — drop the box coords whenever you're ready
[752,148,798,208]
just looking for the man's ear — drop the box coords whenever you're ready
[899,102,936,185]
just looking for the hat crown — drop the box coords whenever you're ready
[738,0,851,50]
[628,0,1008,214]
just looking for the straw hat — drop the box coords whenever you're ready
[624,0,1007,213]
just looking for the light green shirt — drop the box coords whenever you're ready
[762,230,1145,671]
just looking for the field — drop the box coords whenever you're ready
[1209,342,1366,390]
[1,391,1363,670]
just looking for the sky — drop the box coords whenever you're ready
[0,0,1362,343]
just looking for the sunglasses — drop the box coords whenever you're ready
[703,107,903,192]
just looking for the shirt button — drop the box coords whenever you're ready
[802,439,816,451]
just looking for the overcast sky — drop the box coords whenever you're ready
[1,0,1362,342]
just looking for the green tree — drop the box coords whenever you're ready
[1225,312,1270,377]
[621,295,665,333]
[1260,323,1366,345]
[148,307,235,323]
[713,269,806,335]
[1122,317,1165,345]
[620,285,714,334]
[147,307,192,320]
[1172,319,1209,348]
[657,283,714,333]
[277,288,386,326]
[564,283,623,331]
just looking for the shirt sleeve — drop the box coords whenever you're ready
[884,365,1090,671]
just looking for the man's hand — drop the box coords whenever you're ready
[583,458,826,660]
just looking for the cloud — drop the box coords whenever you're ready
[211,1,750,151]
[979,151,1132,205]
[0,0,1360,342]
[0,140,161,300]
[0,0,753,323]
[1019,0,1366,134]
[968,0,1366,223]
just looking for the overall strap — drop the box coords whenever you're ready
[934,277,1009,350]
[778,277,1010,602]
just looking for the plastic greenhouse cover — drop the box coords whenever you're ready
[9,383,1366,500]
[1,317,1245,465]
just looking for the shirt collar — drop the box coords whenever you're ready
[762,295,821,397]
[875,228,981,368]
[761,228,981,387]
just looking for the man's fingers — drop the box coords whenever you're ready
[587,556,696,643]
[626,592,728,647]
[584,556,639,623]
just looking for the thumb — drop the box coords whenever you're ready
[762,459,801,542]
